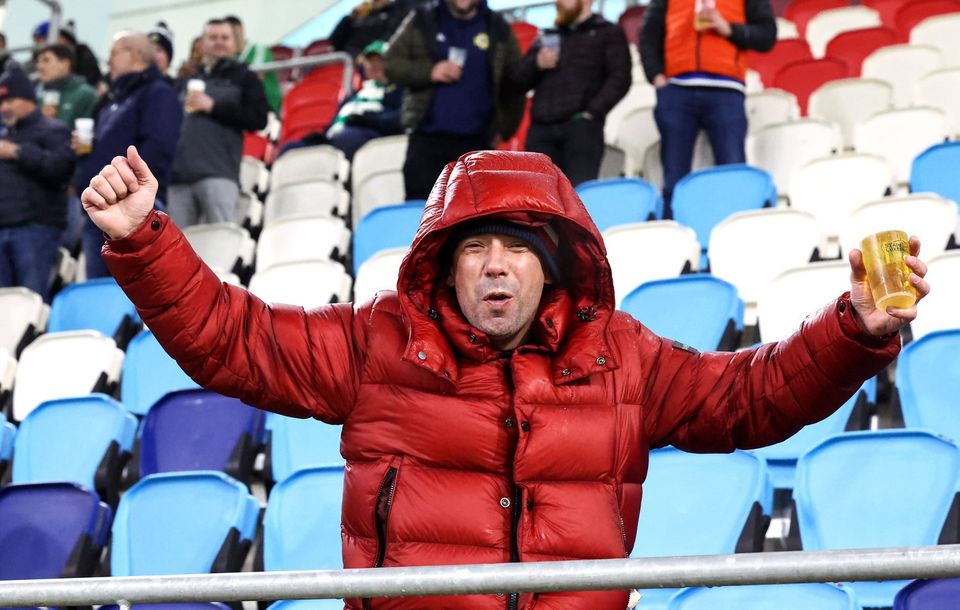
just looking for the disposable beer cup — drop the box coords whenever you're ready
[185,79,206,113]
[42,90,60,115]
[694,0,715,30]
[448,46,467,68]
[540,32,561,52]
[75,118,94,155]
[860,230,917,311]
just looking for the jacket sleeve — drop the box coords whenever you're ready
[102,211,362,423]
[586,26,633,119]
[513,41,543,91]
[384,11,436,90]
[329,15,354,52]
[728,0,777,52]
[209,69,270,132]
[639,0,667,83]
[16,122,75,183]
[629,294,899,452]
[75,87,100,123]
[136,83,183,187]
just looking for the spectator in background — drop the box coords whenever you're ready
[640,0,776,218]
[35,44,98,128]
[516,0,630,186]
[176,36,204,82]
[0,66,74,301]
[167,19,268,227]
[33,21,103,88]
[384,0,525,199]
[74,32,181,278]
[225,15,282,115]
[330,0,418,59]
[148,22,176,86]
[0,33,9,69]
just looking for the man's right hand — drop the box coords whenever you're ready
[536,47,558,70]
[431,60,463,83]
[81,145,158,240]
[653,74,667,88]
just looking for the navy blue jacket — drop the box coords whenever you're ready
[0,110,74,228]
[75,65,182,202]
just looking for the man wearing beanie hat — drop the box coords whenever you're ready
[148,22,175,85]
[85,148,928,609]
[0,65,74,301]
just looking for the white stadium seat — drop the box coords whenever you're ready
[776,17,800,40]
[256,214,352,272]
[862,44,942,108]
[909,13,960,68]
[0,287,48,356]
[853,107,948,186]
[915,68,960,137]
[249,260,353,309]
[604,84,656,146]
[599,144,627,179]
[0,348,15,401]
[746,89,800,133]
[642,132,714,189]
[912,250,960,341]
[758,261,850,343]
[239,157,267,194]
[351,135,408,196]
[353,247,408,304]
[353,170,407,228]
[614,106,657,177]
[748,118,840,197]
[182,223,256,275]
[806,6,881,58]
[270,145,349,191]
[264,181,350,226]
[808,78,893,149]
[839,194,958,259]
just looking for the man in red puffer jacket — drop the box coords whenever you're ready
[82,146,928,610]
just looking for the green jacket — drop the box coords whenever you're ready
[384,1,525,141]
[40,74,98,129]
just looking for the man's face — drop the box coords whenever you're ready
[108,40,137,80]
[152,42,170,72]
[203,24,236,62]
[363,54,386,83]
[555,0,584,26]
[446,0,481,19]
[36,51,71,83]
[448,233,549,350]
[1,98,36,126]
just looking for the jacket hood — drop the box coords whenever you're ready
[395,150,617,384]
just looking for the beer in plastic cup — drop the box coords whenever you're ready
[694,0,715,30]
[75,118,94,155]
[540,32,561,52]
[42,90,60,115]
[185,79,206,113]
[448,47,467,68]
[860,230,917,311]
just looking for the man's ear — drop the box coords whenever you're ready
[446,269,455,287]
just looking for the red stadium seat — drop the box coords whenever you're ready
[746,38,812,87]
[824,26,897,75]
[497,97,532,152]
[784,0,850,36]
[863,0,907,27]
[894,0,960,41]
[511,22,539,54]
[268,44,296,83]
[772,57,849,115]
[280,105,339,145]
[283,72,346,116]
[243,133,269,160]
[618,5,647,47]
[304,38,335,56]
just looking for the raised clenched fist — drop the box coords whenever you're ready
[81,145,158,240]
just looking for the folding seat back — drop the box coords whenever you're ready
[265,414,344,484]
[353,202,424,273]
[0,347,15,405]
[270,145,349,191]
[111,471,259,575]
[139,390,265,483]
[256,214,351,272]
[0,482,111,579]
[351,135,408,196]
[745,89,800,133]
[806,6,882,57]
[808,78,893,147]
[668,583,862,610]
[895,0,960,42]
[264,181,350,226]
[122,329,200,416]
[854,107,948,184]
[611,106,657,175]
[748,118,840,196]
[894,578,960,609]
[914,68,960,136]
[794,430,960,607]
[47,278,141,341]
[912,251,960,340]
[757,260,849,342]
[0,287,46,356]
[510,21,539,53]
[621,275,744,352]
[746,38,812,87]
[354,170,407,228]
[910,12,960,67]
[353,248,407,304]
[839,194,957,259]
[785,0,851,36]
[604,221,700,307]
[182,223,255,276]
[911,141,960,201]
[862,44,943,107]
[896,329,960,441]
[249,260,353,309]
[576,177,662,232]
[773,57,849,115]
[618,5,647,45]
[239,157,266,194]
[825,26,897,74]
[865,0,907,27]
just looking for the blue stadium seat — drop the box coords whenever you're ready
[753,378,876,490]
[794,430,960,608]
[911,142,960,208]
[263,466,345,571]
[672,164,776,268]
[896,329,960,442]
[265,413,344,484]
[12,394,137,506]
[138,390,265,484]
[575,177,662,231]
[668,583,862,610]
[122,329,200,416]
[631,448,773,609]
[111,471,259,576]
[620,275,744,352]
[0,416,13,480]
[353,201,423,274]
[894,578,960,609]
[102,604,234,610]
[0,482,111,579]
[268,601,345,610]
[47,277,142,345]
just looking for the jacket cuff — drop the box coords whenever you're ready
[104,210,168,254]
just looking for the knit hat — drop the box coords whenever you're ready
[148,22,174,63]
[33,21,50,40]
[0,66,37,102]
[447,218,562,280]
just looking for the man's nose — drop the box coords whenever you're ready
[484,243,509,276]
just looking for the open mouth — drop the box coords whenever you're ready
[483,291,513,305]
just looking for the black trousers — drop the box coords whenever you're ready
[403,131,491,200]
[524,117,605,187]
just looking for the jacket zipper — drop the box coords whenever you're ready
[374,466,398,568]
[695,29,703,72]
[508,485,522,610]
[617,513,628,556]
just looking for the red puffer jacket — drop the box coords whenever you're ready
[104,151,899,610]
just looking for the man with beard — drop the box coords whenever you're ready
[515,0,631,186]
[384,0,526,200]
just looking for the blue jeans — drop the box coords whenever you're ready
[654,84,747,218]
[0,224,61,302]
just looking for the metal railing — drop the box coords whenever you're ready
[4,0,62,60]
[2,545,960,607]
[249,51,355,97]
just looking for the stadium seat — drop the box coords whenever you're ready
[793,430,960,607]
[753,379,875,490]
[239,191,264,231]
[122,329,200,417]
[618,5,646,45]
[249,259,353,308]
[599,143,627,178]
[806,6,882,58]
[270,145,349,191]
[47,277,141,344]
[668,583,862,610]
[0,482,111,580]
[12,331,124,422]
[911,251,960,341]
[910,12,960,66]
[745,89,801,133]
[640,132,715,190]
[748,118,840,197]
[265,414,344,484]
[895,0,960,42]
[785,0,850,37]
[264,181,350,226]
[111,471,259,576]
[621,275,744,352]
[353,201,424,273]
[854,107,948,185]
[353,248,407,304]
[182,223,256,276]
[861,44,943,107]
[757,260,850,342]
[808,78,893,148]
[865,0,907,27]
[576,177,662,230]
[896,329,960,443]
[825,26,897,74]
[510,21,539,53]
[709,208,820,324]
[12,394,136,505]
[911,141,960,203]
[747,38,813,87]
[137,390,265,484]
[773,57,849,115]
[0,414,13,480]
[255,215,351,272]
[268,600,344,610]
[603,221,700,307]
[914,68,960,137]
[240,156,267,195]
[243,132,269,161]
[354,170,407,228]
[351,135,408,197]
[672,164,776,268]
[776,16,801,39]
[0,287,47,357]
[302,39,335,57]
[0,347,15,405]
[606,84,656,146]
[611,105,657,176]
[838,194,957,259]
[631,448,773,609]
[263,466,344,569]
[894,578,960,609]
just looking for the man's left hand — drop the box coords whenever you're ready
[848,235,930,337]
[700,8,733,37]
[186,91,215,113]
[0,140,19,160]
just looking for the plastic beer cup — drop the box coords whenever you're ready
[859,230,916,311]
[75,118,94,155]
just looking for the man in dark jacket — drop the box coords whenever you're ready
[32,21,103,88]
[330,0,420,58]
[516,0,631,186]
[384,0,526,199]
[0,66,74,301]
[74,32,182,279]
[167,18,268,227]
[84,145,929,610]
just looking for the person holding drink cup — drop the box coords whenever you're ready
[35,44,98,129]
